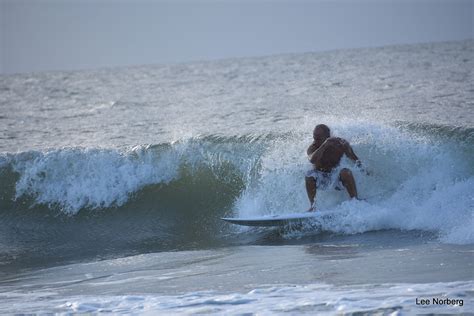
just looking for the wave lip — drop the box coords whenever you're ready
[0,136,262,214]
[6,147,179,214]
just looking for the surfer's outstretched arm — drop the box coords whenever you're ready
[343,141,370,175]
[342,140,359,162]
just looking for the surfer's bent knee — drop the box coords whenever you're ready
[339,168,352,180]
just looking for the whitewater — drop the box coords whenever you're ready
[0,40,473,314]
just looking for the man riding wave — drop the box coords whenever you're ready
[305,124,363,211]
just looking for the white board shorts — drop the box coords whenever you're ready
[305,169,343,191]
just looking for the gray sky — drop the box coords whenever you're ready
[1,0,473,74]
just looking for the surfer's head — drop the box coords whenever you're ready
[313,124,330,145]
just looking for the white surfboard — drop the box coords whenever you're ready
[221,212,322,227]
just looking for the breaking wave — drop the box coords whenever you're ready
[0,122,473,246]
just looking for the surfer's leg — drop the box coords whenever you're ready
[305,176,316,211]
[339,168,358,199]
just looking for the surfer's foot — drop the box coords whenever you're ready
[307,205,316,212]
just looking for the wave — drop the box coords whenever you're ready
[0,121,473,248]
[0,135,265,214]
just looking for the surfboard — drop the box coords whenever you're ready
[221,212,321,227]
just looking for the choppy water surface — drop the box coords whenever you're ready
[0,40,473,314]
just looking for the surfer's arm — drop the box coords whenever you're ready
[343,141,359,162]
[306,142,318,156]
[343,141,371,174]
[309,140,330,164]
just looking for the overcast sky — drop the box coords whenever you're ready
[1,0,473,74]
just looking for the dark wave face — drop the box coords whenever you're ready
[0,122,473,269]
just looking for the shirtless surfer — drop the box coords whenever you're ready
[305,124,362,211]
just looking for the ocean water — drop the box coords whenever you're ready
[0,40,473,314]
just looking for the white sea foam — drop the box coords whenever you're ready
[5,138,260,214]
[9,146,180,214]
[0,281,471,315]
[235,121,474,245]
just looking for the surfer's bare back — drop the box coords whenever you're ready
[305,124,361,211]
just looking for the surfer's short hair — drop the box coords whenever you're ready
[314,124,330,137]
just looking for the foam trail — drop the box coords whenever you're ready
[0,281,471,314]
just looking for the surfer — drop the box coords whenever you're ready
[305,124,362,211]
